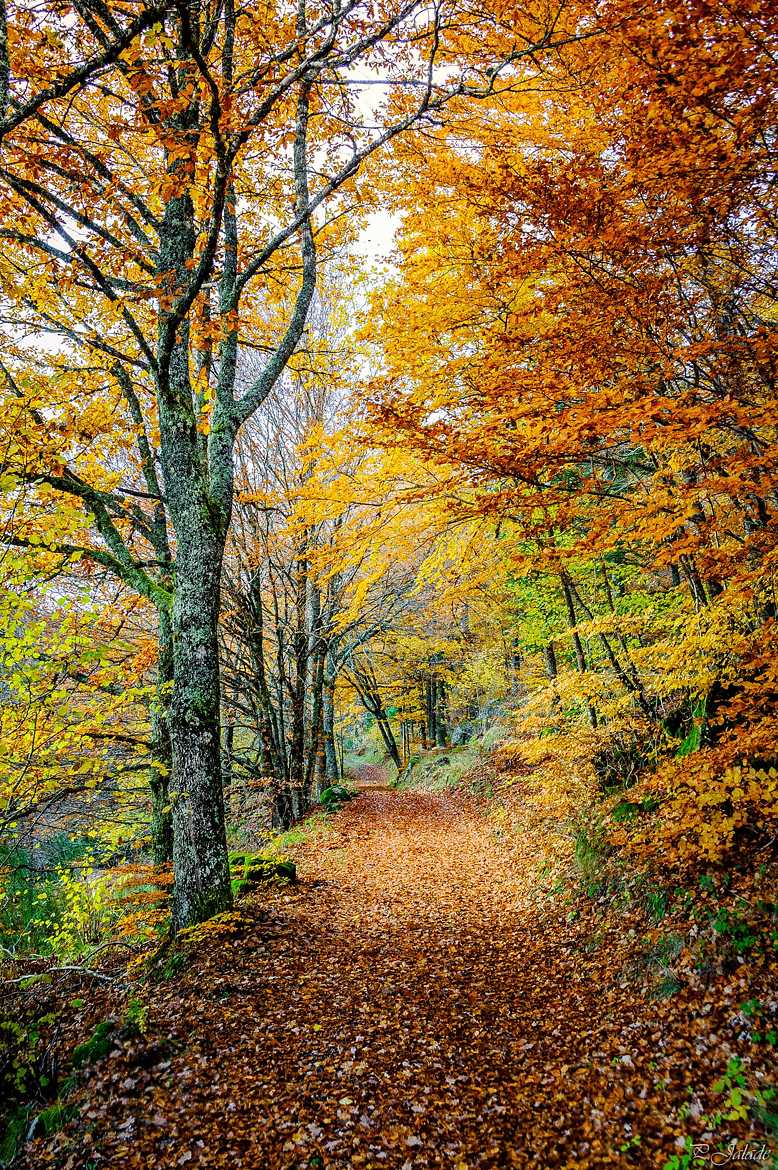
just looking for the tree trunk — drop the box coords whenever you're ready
[435,678,448,747]
[560,572,598,729]
[221,719,234,818]
[322,671,338,784]
[304,599,325,799]
[247,570,284,780]
[351,665,402,772]
[149,606,173,864]
[426,676,437,746]
[401,719,411,764]
[419,683,429,749]
[168,540,232,931]
[286,538,308,804]
[376,709,402,770]
[156,177,233,930]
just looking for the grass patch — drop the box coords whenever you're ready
[267,811,336,853]
[394,746,483,793]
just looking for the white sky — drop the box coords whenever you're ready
[356,209,400,264]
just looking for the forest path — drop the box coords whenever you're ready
[349,760,392,791]
[48,788,667,1170]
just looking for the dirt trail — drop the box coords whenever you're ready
[40,785,674,1170]
[350,762,392,791]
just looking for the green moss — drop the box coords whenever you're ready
[319,784,353,811]
[229,853,296,886]
[0,1105,30,1165]
[134,940,188,986]
[36,1102,76,1136]
[71,1020,114,1068]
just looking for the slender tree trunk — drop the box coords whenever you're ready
[304,589,325,799]
[247,570,284,780]
[560,572,598,728]
[593,566,653,717]
[426,676,437,746]
[376,709,402,770]
[269,554,307,830]
[306,658,324,800]
[351,666,402,771]
[680,555,708,608]
[435,678,448,747]
[149,606,174,864]
[221,719,234,818]
[286,541,308,820]
[322,670,338,785]
[419,683,429,749]
[401,719,410,764]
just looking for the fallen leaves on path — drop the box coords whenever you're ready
[23,783,775,1169]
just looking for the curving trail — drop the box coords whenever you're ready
[42,781,677,1170]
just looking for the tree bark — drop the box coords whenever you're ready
[426,676,437,746]
[435,678,448,747]
[305,587,325,799]
[149,607,174,864]
[167,533,232,931]
[322,671,338,783]
[247,569,284,780]
[157,185,233,928]
[282,539,308,823]
[419,683,429,749]
[376,709,402,770]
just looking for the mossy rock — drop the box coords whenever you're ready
[229,853,296,887]
[319,784,353,809]
[72,1020,114,1068]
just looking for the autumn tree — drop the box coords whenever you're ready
[0,548,154,857]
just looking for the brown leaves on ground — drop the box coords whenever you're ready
[22,782,775,1170]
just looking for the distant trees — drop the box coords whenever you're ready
[221,319,422,820]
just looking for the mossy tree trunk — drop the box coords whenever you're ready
[156,176,236,930]
[167,522,232,930]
